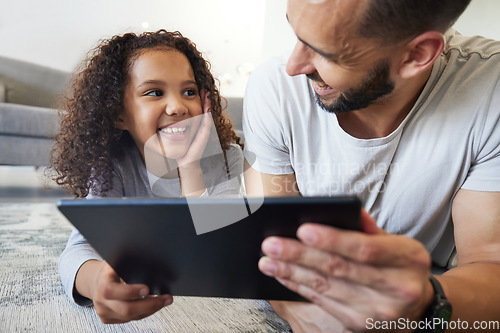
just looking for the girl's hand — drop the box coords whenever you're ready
[177,89,212,169]
[84,261,173,324]
[177,90,212,196]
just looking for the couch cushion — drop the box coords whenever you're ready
[0,135,54,166]
[0,55,70,108]
[224,97,244,142]
[225,97,243,131]
[0,103,59,138]
[0,83,5,103]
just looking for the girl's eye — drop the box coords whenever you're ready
[145,90,163,97]
[183,89,197,97]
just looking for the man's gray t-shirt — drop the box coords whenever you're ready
[243,29,500,267]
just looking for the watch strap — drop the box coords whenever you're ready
[417,276,452,333]
[429,276,447,301]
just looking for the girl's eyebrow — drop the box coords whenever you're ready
[137,79,165,88]
[137,79,197,88]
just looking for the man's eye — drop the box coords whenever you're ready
[145,90,163,96]
[183,89,197,97]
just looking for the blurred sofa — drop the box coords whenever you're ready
[0,55,70,165]
[224,97,244,142]
[0,55,244,166]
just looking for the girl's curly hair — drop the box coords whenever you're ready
[50,30,242,198]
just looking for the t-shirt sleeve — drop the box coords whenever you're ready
[242,58,294,175]
[58,227,102,306]
[59,169,124,306]
[208,144,245,197]
[461,80,500,191]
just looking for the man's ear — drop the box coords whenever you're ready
[398,31,445,79]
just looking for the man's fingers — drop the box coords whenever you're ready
[261,238,391,289]
[360,209,385,235]
[274,277,374,332]
[259,256,368,302]
[260,257,418,330]
[296,224,430,267]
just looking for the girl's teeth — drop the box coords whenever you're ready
[160,127,186,134]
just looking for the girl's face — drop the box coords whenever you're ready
[118,48,203,161]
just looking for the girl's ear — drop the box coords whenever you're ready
[397,31,445,79]
[114,116,128,130]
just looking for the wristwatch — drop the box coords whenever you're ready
[417,275,452,333]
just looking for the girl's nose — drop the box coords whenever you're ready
[165,96,188,116]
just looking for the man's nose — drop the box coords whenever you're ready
[286,41,316,77]
[165,95,188,116]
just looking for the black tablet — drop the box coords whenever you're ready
[57,196,361,301]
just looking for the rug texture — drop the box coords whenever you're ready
[0,203,291,332]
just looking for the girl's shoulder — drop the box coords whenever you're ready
[227,142,243,151]
[226,143,244,160]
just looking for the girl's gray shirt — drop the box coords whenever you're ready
[59,143,244,305]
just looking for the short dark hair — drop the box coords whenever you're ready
[356,0,472,43]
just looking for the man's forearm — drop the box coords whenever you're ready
[438,262,500,323]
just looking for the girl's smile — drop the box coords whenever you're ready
[158,118,194,141]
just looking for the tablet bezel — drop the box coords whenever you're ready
[57,196,361,301]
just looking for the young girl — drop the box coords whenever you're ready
[50,30,243,323]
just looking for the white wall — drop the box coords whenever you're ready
[0,0,271,96]
[453,0,500,40]
[0,0,497,97]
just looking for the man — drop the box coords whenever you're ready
[243,0,500,331]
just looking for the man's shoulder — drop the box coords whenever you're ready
[444,29,500,60]
[434,29,500,114]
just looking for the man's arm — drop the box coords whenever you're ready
[255,186,500,331]
[438,189,500,322]
[244,160,300,197]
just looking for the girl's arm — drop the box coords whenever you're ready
[58,228,102,306]
[60,171,172,323]
[178,163,207,196]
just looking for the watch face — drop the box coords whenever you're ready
[436,301,452,321]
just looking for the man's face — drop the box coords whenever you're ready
[286,0,396,114]
[312,59,394,114]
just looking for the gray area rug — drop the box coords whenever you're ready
[0,203,291,332]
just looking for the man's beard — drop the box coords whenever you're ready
[314,60,395,115]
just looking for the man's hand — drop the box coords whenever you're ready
[258,210,434,332]
[79,261,173,324]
